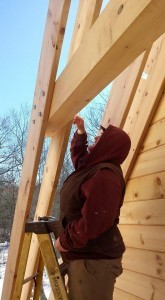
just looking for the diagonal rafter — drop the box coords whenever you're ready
[46,0,165,136]
[122,34,165,180]
[1,1,71,299]
[101,49,150,129]
[2,1,165,299]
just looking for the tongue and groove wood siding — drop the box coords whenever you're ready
[114,92,165,299]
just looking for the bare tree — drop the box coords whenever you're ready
[0,116,15,177]
[0,105,31,241]
[0,104,50,239]
[0,104,30,182]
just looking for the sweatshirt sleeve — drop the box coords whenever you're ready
[70,131,89,169]
[59,169,122,250]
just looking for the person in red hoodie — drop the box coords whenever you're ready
[55,115,131,300]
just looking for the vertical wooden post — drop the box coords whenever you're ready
[1,1,71,299]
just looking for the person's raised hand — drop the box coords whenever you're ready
[73,115,85,134]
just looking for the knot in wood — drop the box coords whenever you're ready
[118,4,124,15]
[60,27,65,35]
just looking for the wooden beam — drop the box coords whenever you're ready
[122,34,165,180]
[21,127,70,299]
[101,50,150,129]
[1,1,71,299]
[68,0,103,57]
[21,1,103,299]
[46,0,165,136]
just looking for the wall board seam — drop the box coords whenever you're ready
[122,268,165,282]
[124,246,165,254]
[151,115,165,125]
[114,287,144,300]
[140,118,165,154]
[123,246,165,253]
[123,197,165,203]
[140,145,165,157]
[120,224,165,227]
[126,169,165,181]
[126,170,165,182]
[130,170,165,180]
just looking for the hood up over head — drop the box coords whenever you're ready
[85,124,131,167]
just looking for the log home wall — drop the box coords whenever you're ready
[114,92,165,299]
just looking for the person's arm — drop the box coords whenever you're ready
[73,115,86,135]
[59,169,122,250]
[70,115,89,169]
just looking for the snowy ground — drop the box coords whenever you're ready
[0,242,51,299]
[0,242,9,298]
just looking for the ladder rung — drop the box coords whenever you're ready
[23,272,40,284]
[59,262,69,277]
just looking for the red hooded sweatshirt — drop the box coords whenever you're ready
[59,125,131,260]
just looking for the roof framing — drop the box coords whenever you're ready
[46,0,165,136]
[2,0,165,299]
[101,50,150,129]
[21,1,103,298]
[122,34,165,180]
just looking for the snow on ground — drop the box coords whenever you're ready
[0,242,51,299]
[0,242,9,298]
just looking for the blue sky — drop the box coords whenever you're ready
[0,1,47,115]
[0,0,109,116]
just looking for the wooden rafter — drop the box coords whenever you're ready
[46,0,165,136]
[1,1,71,299]
[101,50,150,129]
[20,1,103,299]
[68,0,103,57]
[2,0,165,299]
[122,34,165,180]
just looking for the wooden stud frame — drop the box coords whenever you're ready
[20,1,103,299]
[1,1,71,299]
[46,0,165,135]
[101,50,150,129]
[2,0,165,299]
[122,34,165,180]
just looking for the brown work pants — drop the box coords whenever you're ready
[67,257,123,300]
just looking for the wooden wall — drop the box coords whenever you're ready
[114,92,165,299]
